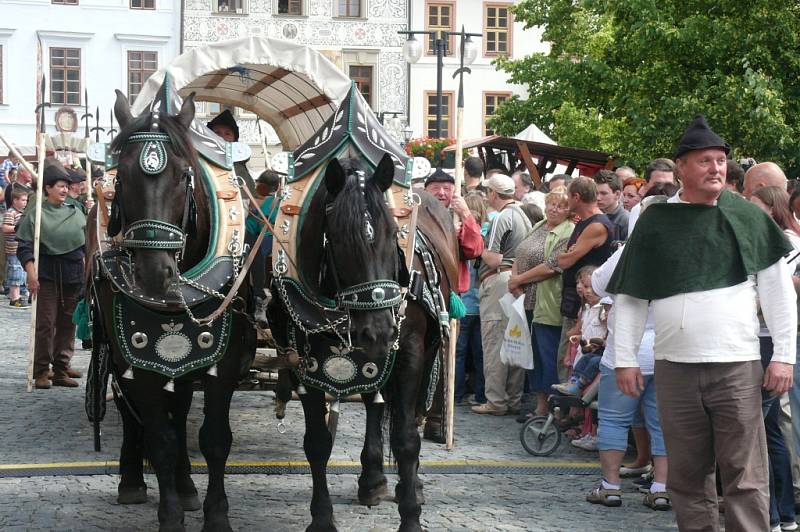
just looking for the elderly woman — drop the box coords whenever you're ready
[508,186,574,417]
[17,158,86,389]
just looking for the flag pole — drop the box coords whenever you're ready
[27,75,50,392]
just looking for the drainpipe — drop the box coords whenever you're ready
[405,0,411,129]
[179,0,185,53]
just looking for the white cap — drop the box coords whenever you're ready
[485,174,515,195]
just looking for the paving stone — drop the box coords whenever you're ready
[0,298,686,530]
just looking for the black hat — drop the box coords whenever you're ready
[424,167,455,187]
[67,167,86,184]
[674,115,730,159]
[41,157,71,187]
[206,110,239,141]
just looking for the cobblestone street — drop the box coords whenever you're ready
[0,302,680,531]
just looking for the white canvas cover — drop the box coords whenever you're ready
[517,123,556,145]
[132,37,353,150]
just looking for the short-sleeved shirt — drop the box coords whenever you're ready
[3,207,21,255]
[477,202,532,279]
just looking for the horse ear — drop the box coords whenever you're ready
[373,153,395,192]
[176,92,196,129]
[324,158,346,197]
[114,89,133,130]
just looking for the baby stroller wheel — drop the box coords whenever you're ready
[520,415,562,456]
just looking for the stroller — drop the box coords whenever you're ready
[520,377,600,456]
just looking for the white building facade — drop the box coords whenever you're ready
[0,0,181,154]
[182,0,410,148]
[406,0,545,141]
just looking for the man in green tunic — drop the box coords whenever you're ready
[607,116,796,531]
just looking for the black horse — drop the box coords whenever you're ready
[87,89,255,532]
[268,154,458,532]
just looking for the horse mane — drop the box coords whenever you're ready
[326,159,397,270]
[110,112,199,171]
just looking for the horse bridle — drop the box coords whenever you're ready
[108,130,197,257]
[322,170,402,313]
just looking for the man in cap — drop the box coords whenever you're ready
[608,115,796,531]
[207,110,256,194]
[17,157,87,388]
[472,174,531,416]
[422,167,484,442]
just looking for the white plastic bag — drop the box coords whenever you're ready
[499,293,534,369]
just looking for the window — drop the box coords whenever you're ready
[423,91,453,138]
[277,0,302,15]
[215,0,247,13]
[50,48,81,106]
[203,102,235,117]
[485,3,512,57]
[483,92,511,136]
[127,51,158,105]
[130,0,155,8]
[52,0,78,4]
[349,65,373,107]
[425,1,455,56]
[338,0,360,17]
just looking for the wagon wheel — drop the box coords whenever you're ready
[520,415,562,456]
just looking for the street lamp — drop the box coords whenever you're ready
[402,123,413,146]
[400,26,481,139]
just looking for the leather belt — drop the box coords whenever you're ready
[479,265,512,284]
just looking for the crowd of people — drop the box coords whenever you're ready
[420,115,800,532]
[3,113,800,531]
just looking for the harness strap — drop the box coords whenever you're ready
[186,180,276,325]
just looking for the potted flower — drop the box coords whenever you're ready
[404,137,467,169]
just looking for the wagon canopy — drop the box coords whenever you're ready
[132,36,353,150]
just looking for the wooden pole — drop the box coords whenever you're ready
[444,105,465,450]
[26,132,46,392]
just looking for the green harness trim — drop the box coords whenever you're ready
[183,159,220,279]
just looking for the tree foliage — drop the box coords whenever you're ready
[492,0,800,175]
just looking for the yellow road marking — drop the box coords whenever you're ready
[0,459,599,471]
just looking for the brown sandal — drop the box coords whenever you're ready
[586,486,622,507]
[643,491,671,511]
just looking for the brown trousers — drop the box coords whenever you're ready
[34,280,81,378]
[654,359,769,532]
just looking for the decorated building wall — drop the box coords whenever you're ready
[182,0,410,153]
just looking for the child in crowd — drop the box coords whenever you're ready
[3,187,29,308]
[552,265,609,396]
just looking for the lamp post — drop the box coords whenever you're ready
[399,27,480,139]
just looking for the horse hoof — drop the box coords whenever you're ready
[200,517,233,532]
[178,491,202,512]
[358,481,389,507]
[397,523,423,532]
[305,520,338,532]
[158,522,186,532]
[117,485,148,505]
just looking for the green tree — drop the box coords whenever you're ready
[493,0,800,175]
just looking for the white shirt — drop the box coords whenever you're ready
[613,192,797,366]
[592,246,655,374]
[627,203,642,237]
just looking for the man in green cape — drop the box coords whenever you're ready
[606,116,796,531]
